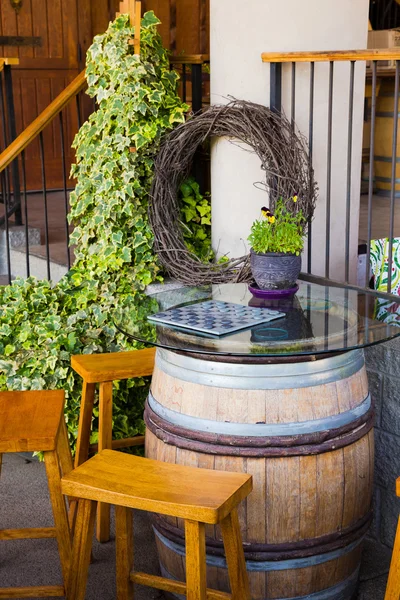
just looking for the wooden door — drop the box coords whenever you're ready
[0,0,84,189]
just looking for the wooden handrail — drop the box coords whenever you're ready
[0,52,209,174]
[261,49,400,62]
[170,54,210,64]
[0,70,86,173]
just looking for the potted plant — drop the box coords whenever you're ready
[248,196,306,290]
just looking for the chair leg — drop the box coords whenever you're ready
[44,449,72,589]
[0,453,2,477]
[74,381,96,468]
[185,520,207,600]
[97,381,113,543]
[67,499,96,600]
[220,509,251,600]
[385,515,400,599]
[115,506,134,600]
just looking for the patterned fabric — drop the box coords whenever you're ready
[370,238,400,325]
[370,238,400,295]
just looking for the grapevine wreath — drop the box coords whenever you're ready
[149,99,317,285]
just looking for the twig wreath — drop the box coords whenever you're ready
[149,99,317,285]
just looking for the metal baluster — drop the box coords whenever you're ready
[191,63,202,113]
[21,150,29,277]
[343,287,349,349]
[39,132,51,280]
[291,62,296,130]
[365,61,377,288]
[325,61,334,279]
[1,170,11,284]
[307,62,315,275]
[4,65,22,225]
[0,69,8,232]
[182,64,187,104]
[76,93,82,129]
[324,286,330,351]
[345,61,355,283]
[388,60,400,294]
[270,63,282,113]
[59,112,71,270]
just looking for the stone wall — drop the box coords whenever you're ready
[366,337,400,547]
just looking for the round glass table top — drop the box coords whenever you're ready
[114,281,400,357]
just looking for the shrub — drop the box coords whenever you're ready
[0,12,188,451]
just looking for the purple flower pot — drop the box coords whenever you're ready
[250,249,302,290]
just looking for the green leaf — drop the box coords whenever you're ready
[141,11,161,28]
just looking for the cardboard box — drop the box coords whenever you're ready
[367,28,400,68]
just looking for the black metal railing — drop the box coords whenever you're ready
[264,49,400,299]
[0,61,22,228]
[0,57,208,286]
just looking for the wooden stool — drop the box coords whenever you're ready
[0,390,73,598]
[385,477,400,598]
[71,347,155,542]
[62,449,252,600]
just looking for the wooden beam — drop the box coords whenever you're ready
[261,49,400,63]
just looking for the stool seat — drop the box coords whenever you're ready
[62,449,252,524]
[0,390,65,452]
[71,348,156,543]
[0,390,73,598]
[71,348,155,383]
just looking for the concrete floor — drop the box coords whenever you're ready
[0,452,393,600]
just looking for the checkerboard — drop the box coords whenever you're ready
[147,300,285,336]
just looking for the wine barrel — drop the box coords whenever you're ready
[374,80,400,196]
[145,348,374,600]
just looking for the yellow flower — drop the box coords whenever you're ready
[293,195,298,203]
[268,215,276,224]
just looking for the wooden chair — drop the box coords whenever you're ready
[385,477,400,599]
[62,449,252,600]
[71,347,155,542]
[0,390,73,598]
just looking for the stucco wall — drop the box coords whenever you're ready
[210,0,370,282]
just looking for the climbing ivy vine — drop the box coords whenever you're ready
[0,12,189,450]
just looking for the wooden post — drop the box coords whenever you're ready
[117,0,141,54]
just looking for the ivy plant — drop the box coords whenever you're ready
[178,176,213,262]
[0,12,188,451]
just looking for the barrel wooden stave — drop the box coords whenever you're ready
[146,349,373,600]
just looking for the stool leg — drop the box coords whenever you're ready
[185,520,207,600]
[115,506,134,600]
[97,381,113,543]
[57,418,78,532]
[385,514,400,599]
[58,419,74,477]
[220,509,251,600]
[75,381,96,468]
[67,499,96,600]
[44,448,72,589]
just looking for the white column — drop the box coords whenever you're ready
[210,0,369,282]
